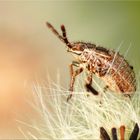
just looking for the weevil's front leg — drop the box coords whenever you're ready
[85,71,99,95]
[67,63,83,102]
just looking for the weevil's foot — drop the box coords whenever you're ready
[86,93,90,97]
[124,94,131,99]
[85,84,99,95]
[99,100,102,106]
[67,94,72,102]
[103,85,109,93]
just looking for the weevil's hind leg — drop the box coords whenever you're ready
[85,72,99,95]
[100,127,111,140]
[67,63,83,102]
[129,123,139,140]
[120,125,125,140]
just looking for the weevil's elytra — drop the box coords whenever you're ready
[46,22,136,101]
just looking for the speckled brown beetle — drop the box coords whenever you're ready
[46,22,136,102]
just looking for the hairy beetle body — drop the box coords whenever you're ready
[46,22,136,101]
[72,42,136,95]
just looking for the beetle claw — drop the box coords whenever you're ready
[85,84,99,95]
[67,94,72,102]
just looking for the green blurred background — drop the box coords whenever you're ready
[0,1,139,138]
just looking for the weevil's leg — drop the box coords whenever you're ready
[67,63,83,102]
[85,71,99,95]
[111,128,118,140]
[73,61,80,67]
[124,94,131,100]
[130,65,133,70]
[129,123,139,140]
[120,125,125,140]
[100,127,111,140]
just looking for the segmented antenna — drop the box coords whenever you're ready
[46,22,63,42]
[46,22,72,48]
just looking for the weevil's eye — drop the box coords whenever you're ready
[67,45,83,55]
[72,45,84,51]
[77,45,84,51]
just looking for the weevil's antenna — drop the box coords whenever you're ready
[46,22,72,48]
[46,22,64,42]
[61,25,72,48]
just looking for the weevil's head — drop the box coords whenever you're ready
[67,42,86,55]
[46,22,87,56]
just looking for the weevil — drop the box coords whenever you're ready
[46,22,136,102]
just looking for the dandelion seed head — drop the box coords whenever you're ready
[17,73,140,139]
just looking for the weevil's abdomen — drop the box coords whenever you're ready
[106,53,136,94]
[80,45,136,94]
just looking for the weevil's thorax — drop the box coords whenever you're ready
[68,42,91,54]
[68,42,96,61]
[69,42,112,77]
[80,48,95,62]
[80,45,113,77]
[79,44,111,63]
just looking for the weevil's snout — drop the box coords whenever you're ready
[67,48,71,52]
[67,43,84,55]
[67,46,73,53]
